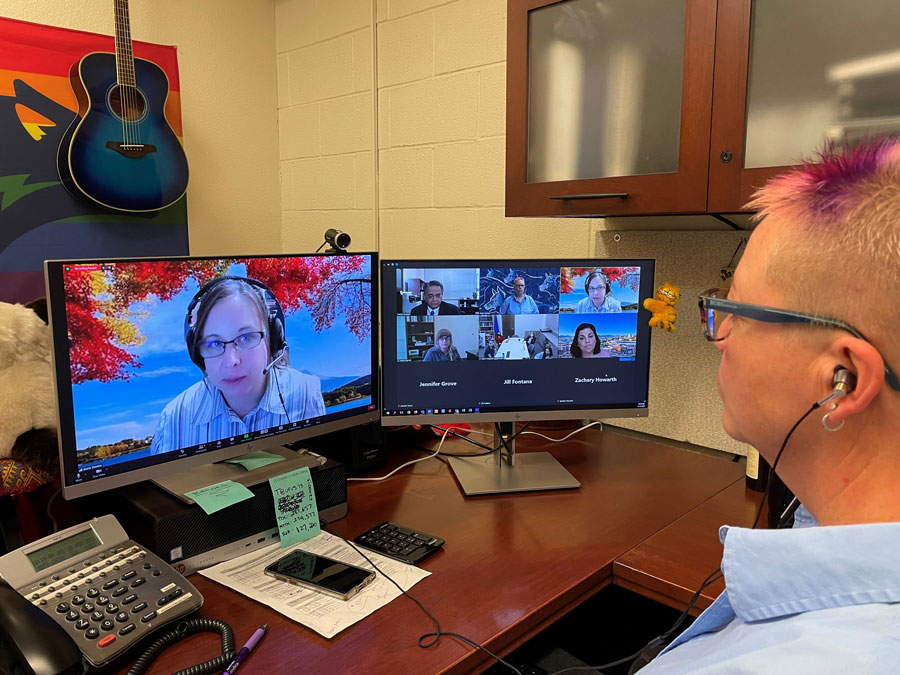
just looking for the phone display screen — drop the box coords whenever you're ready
[25,527,101,572]
[265,551,373,596]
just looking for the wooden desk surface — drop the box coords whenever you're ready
[120,429,742,674]
[614,478,765,614]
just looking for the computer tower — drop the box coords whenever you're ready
[95,456,346,574]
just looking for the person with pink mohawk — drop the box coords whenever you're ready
[636,138,900,673]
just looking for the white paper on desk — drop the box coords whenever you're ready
[198,531,430,638]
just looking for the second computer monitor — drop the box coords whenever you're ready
[381,259,655,425]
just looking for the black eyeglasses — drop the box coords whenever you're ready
[199,331,265,358]
[698,289,900,392]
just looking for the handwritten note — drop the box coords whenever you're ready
[185,480,255,515]
[269,467,320,548]
[224,450,286,471]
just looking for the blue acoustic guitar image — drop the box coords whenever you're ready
[57,0,188,213]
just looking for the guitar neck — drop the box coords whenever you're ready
[113,0,136,87]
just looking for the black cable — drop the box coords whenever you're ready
[413,444,497,458]
[539,568,725,675]
[747,401,819,531]
[315,241,327,253]
[271,366,293,424]
[125,618,235,675]
[338,536,524,675]
[711,214,744,231]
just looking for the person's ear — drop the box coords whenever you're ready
[821,337,885,426]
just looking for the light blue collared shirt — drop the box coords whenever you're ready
[575,295,622,313]
[500,294,538,314]
[642,517,900,674]
[150,366,325,454]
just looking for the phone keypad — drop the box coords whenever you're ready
[17,541,203,668]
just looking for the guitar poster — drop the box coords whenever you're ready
[0,17,189,305]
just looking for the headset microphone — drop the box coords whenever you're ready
[262,347,288,376]
[816,367,856,407]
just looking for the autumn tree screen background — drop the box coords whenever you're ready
[49,254,374,474]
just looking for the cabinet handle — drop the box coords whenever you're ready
[549,193,629,200]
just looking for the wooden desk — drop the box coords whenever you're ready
[119,430,743,674]
[614,478,765,614]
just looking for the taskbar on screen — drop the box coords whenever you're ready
[68,405,374,486]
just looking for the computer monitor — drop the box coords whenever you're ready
[380,258,654,494]
[45,252,378,500]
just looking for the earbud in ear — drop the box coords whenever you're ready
[832,367,856,396]
[817,367,856,408]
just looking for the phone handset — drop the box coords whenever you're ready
[0,578,83,675]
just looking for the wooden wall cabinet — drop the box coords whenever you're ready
[507,0,900,217]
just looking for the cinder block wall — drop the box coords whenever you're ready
[276,0,377,252]
[275,0,601,258]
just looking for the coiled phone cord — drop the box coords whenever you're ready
[125,618,235,675]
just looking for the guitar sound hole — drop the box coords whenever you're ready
[108,85,146,122]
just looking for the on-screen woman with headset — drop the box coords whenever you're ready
[150,276,325,454]
[575,270,622,313]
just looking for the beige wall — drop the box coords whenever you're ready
[276,0,602,259]
[6,0,282,255]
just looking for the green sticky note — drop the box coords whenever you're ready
[224,450,286,471]
[269,466,320,548]
[184,480,255,515]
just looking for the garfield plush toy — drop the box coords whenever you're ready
[643,283,680,332]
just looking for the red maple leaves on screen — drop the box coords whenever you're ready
[64,256,370,384]
[560,266,641,294]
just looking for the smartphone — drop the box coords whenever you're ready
[264,550,376,600]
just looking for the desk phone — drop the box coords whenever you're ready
[0,514,203,669]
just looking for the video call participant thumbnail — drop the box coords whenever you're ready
[423,328,461,362]
[410,280,461,316]
[576,271,622,313]
[150,276,325,454]
[570,323,603,359]
[500,276,539,314]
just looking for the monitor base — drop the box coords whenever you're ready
[447,452,580,495]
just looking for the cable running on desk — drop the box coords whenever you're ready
[336,534,524,675]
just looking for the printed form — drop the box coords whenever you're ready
[199,531,430,638]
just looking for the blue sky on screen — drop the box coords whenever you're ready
[558,312,638,338]
[70,260,372,449]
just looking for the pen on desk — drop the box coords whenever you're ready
[223,624,267,675]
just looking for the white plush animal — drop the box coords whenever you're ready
[0,300,57,463]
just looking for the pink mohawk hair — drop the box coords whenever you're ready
[748,137,900,219]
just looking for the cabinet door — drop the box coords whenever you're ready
[708,0,900,212]
[506,0,717,217]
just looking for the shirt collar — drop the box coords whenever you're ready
[719,522,900,622]
[193,373,283,425]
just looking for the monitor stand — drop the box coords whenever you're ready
[152,445,327,504]
[447,422,580,496]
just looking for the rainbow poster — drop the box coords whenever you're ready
[0,17,188,304]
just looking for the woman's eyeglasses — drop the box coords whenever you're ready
[698,289,900,391]
[199,331,265,358]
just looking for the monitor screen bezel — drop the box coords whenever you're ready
[45,252,380,500]
[379,257,654,427]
